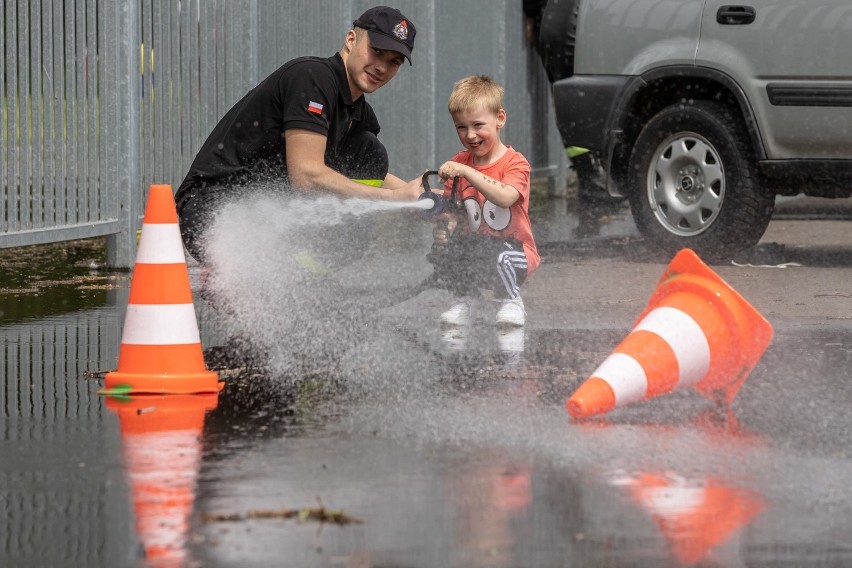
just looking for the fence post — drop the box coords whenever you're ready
[105,1,141,269]
[248,0,259,88]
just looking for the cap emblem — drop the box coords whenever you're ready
[393,20,409,41]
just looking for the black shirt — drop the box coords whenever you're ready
[176,52,380,201]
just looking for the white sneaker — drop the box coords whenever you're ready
[440,297,475,326]
[496,298,526,326]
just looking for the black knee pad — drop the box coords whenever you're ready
[331,131,389,181]
[177,188,225,263]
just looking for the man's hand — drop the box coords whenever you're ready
[382,174,431,202]
[396,176,426,201]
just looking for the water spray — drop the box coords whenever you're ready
[202,176,465,374]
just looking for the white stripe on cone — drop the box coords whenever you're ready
[592,352,648,406]
[645,483,705,517]
[136,223,186,264]
[589,306,711,407]
[633,306,711,387]
[122,304,202,345]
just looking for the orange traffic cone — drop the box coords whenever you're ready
[567,248,773,419]
[101,184,221,395]
[106,395,218,566]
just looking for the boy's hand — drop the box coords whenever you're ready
[432,213,458,253]
[438,161,471,181]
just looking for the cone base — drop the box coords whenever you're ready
[649,249,773,402]
[100,370,223,395]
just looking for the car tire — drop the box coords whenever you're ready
[627,101,774,261]
[538,0,580,83]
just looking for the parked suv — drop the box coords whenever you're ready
[539,0,852,260]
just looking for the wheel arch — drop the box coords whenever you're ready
[607,67,766,196]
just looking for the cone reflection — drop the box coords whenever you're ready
[596,409,766,566]
[612,471,764,566]
[107,394,217,567]
[449,459,533,567]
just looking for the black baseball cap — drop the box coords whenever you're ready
[354,6,416,65]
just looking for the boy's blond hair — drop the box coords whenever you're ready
[448,75,504,115]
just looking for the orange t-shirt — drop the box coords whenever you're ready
[443,146,540,274]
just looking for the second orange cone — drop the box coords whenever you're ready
[101,184,221,395]
[567,248,773,419]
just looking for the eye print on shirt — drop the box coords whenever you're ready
[464,198,482,232]
[483,201,511,231]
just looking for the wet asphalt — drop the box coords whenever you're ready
[1,192,851,568]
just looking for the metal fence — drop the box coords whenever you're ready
[1,0,567,268]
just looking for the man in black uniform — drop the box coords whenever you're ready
[176,5,422,262]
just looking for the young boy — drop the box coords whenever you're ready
[431,75,540,327]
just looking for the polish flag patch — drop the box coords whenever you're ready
[307,101,324,115]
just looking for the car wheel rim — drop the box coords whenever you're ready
[646,132,725,237]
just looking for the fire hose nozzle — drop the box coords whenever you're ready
[418,171,459,218]
[418,192,446,217]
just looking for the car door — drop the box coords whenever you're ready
[698,1,852,159]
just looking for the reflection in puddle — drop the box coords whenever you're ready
[106,395,218,567]
[610,470,764,566]
[449,458,533,567]
[440,323,526,370]
[596,411,766,566]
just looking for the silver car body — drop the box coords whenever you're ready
[572,0,852,160]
